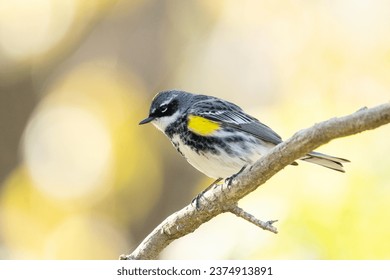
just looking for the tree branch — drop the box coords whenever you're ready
[228,205,278,233]
[120,103,390,260]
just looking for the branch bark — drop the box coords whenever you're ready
[120,103,390,260]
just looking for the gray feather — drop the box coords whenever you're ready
[300,151,350,172]
[188,97,282,145]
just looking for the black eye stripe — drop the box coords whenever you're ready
[151,99,178,118]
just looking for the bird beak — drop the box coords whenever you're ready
[139,116,155,125]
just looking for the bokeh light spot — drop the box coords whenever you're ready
[23,105,113,200]
[0,0,75,60]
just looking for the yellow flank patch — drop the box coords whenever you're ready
[187,114,221,136]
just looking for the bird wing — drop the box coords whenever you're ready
[187,96,283,145]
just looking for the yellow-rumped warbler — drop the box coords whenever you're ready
[140,90,349,183]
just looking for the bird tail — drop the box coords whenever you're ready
[299,151,350,172]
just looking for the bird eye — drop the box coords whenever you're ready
[160,104,168,113]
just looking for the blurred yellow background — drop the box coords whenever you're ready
[0,0,389,259]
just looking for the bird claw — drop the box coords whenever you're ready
[192,178,222,210]
[191,193,203,210]
[192,165,248,209]
[225,165,248,187]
